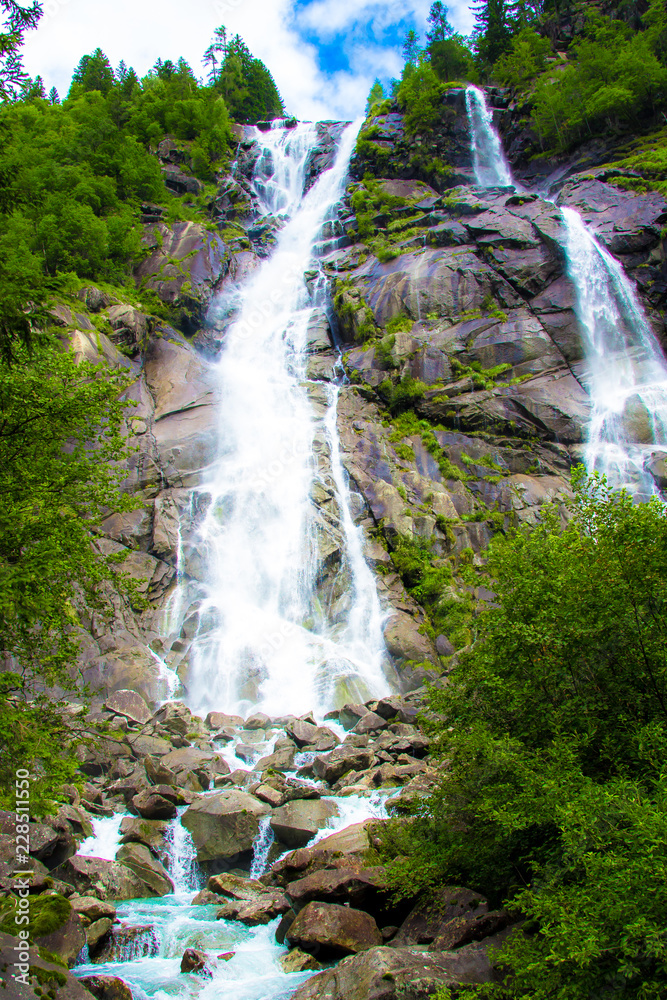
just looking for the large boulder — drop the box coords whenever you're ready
[115,843,174,896]
[286,865,388,910]
[31,895,86,968]
[135,221,225,310]
[312,747,375,785]
[390,887,488,948]
[286,901,382,958]
[287,940,506,1000]
[50,855,161,902]
[131,790,177,820]
[0,931,97,1000]
[270,799,339,848]
[269,822,377,887]
[79,976,133,1000]
[181,790,270,864]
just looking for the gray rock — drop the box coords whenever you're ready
[286,901,382,957]
[270,799,339,848]
[181,790,270,863]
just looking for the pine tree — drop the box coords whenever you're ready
[48,86,59,104]
[0,0,41,100]
[365,78,385,115]
[426,1,454,43]
[402,28,421,65]
[472,0,512,64]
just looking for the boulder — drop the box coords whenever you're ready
[390,887,488,948]
[32,897,86,968]
[270,799,339,848]
[80,976,133,1000]
[352,711,389,735]
[216,892,289,925]
[286,901,382,957]
[118,817,169,855]
[70,897,117,923]
[86,918,114,954]
[269,822,377,887]
[287,941,504,1000]
[312,747,375,785]
[286,720,340,749]
[180,948,209,974]
[0,931,96,1000]
[158,746,229,792]
[286,865,388,909]
[94,924,158,963]
[181,790,270,863]
[115,843,174,897]
[280,948,323,973]
[131,790,177,820]
[104,690,151,726]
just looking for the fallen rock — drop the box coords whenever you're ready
[180,947,209,974]
[131,790,177,820]
[270,798,339,848]
[70,897,117,923]
[312,747,375,785]
[115,843,174,896]
[182,790,270,864]
[286,865,388,910]
[286,901,382,958]
[104,690,151,725]
[86,917,114,955]
[390,887,488,948]
[280,948,323,973]
[80,975,133,1000]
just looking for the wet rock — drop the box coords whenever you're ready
[286,901,382,957]
[131,790,177,820]
[287,720,340,749]
[180,948,210,974]
[181,790,270,864]
[269,821,377,888]
[243,712,272,730]
[312,746,375,785]
[216,891,290,925]
[70,897,117,923]
[104,690,151,725]
[352,711,389,735]
[119,817,169,855]
[135,221,225,313]
[94,924,159,963]
[86,917,114,955]
[270,798,339,848]
[79,976,133,1000]
[280,948,323,973]
[286,865,388,909]
[430,909,510,951]
[115,843,174,896]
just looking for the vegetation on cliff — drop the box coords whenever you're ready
[381,469,667,997]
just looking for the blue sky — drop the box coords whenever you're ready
[21,0,474,121]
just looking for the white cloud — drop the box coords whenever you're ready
[20,0,474,121]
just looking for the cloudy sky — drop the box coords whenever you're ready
[21,0,474,121]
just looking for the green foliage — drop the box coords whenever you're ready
[382,470,667,997]
[530,19,667,152]
[0,0,41,100]
[385,314,414,335]
[451,357,513,389]
[205,27,284,123]
[0,894,71,939]
[396,58,445,135]
[0,341,137,812]
[365,79,385,116]
[379,375,427,415]
[430,36,477,82]
[494,28,551,89]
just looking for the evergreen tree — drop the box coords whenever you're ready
[70,48,115,96]
[209,30,284,123]
[365,78,385,115]
[426,1,454,43]
[48,85,59,104]
[472,0,512,64]
[0,0,41,100]
[402,28,421,65]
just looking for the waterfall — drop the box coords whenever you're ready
[78,813,124,860]
[561,207,667,496]
[249,815,275,879]
[465,87,667,496]
[184,120,393,719]
[465,85,513,187]
[165,811,201,895]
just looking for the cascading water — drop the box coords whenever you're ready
[249,815,275,879]
[561,207,667,496]
[184,121,393,718]
[465,85,513,188]
[465,86,667,496]
[78,813,125,860]
[165,810,201,895]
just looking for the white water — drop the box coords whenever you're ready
[183,120,392,718]
[465,86,513,187]
[561,207,667,496]
[307,790,393,846]
[249,815,275,879]
[465,86,667,496]
[78,813,125,860]
[165,810,201,896]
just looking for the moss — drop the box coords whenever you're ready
[30,966,67,988]
[394,442,416,462]
[0,895,71,940]
[385,314,414,336]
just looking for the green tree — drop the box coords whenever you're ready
[494,26,551,89]
[430,35,476,81]
[426,1,454,43]
[365,78,385,115]
[402,28,421,66]
[0,0,41,101]
[383,469,667,998]
[69,47,115,96]
[472,0,512,66]
[0,341,136,812]
[396,57,444,133]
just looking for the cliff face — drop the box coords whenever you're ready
[61,102,667,704]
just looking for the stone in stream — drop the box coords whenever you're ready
[351,711,389,735]
[86,917,114,955]
[286,720,340,749]
[115,843,174,896]
[270,798,339,848]
[118,816,169,855]
[31,896,86,968]
[312,747,375,785]
[180,948,210,974]
[181,790,270,863]
[286,901,382,957]
[70,896,117,923]
[131,789,177,820]
[280,948,323,973]
[269,821,377,887]
[285,865,389,910]
[94,924,159,963]
[80,975,133,1000]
